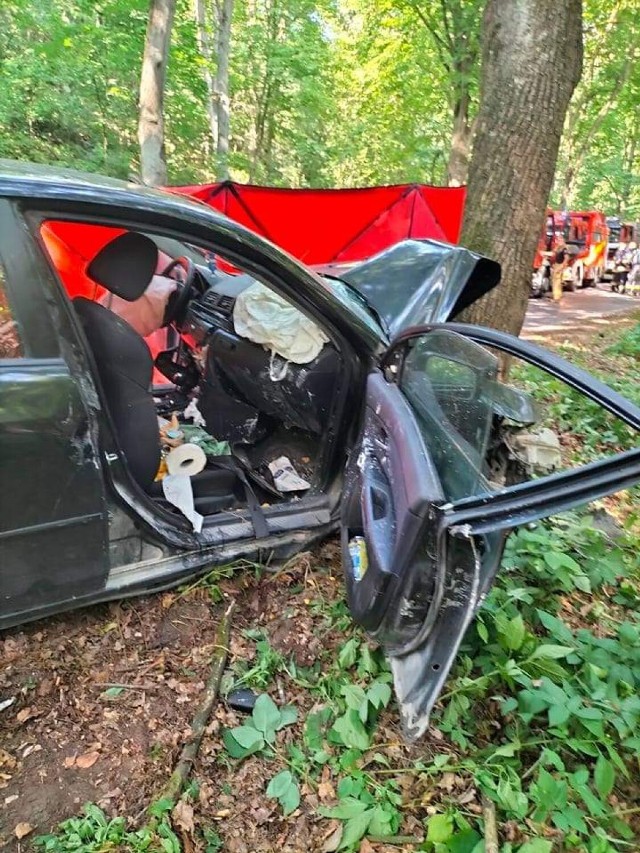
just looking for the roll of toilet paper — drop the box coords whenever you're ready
[165,442,207,477]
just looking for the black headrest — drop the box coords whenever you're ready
[87,232,158,302]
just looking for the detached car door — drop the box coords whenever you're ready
[343,323,640,740]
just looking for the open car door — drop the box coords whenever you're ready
[342,324,640,740]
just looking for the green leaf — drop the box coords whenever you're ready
[368,805,393,836]
[529,644,574,660]
[502,614,526,651]
[267,770,294,799]
[548,703,571,727]
[427,813,454,843]
[304,707,332,751]
[252,694,281,736]
[342,684,367,710]
[267,770,300,816]
[493,742,518,757]
[476,619,489,643]
[366,681,392,710]
[148,797,174,817]
[338,810,372,850]
[280,782,300,816]
[593,755,615,798]
[331,709,370,750]
[100,686,124,699]
[232,725,264,749]
[275,705,298,729]
[543,551,581,573]
[447,829,483,853]
[319,797,369,820]
[223,726,264,758]
[517,841,553,853]
[338,638,359,670]
[574,574,592,593]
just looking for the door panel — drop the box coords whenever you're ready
[347,324,640,741]
[342,371,444,649]
[0,361,109,624]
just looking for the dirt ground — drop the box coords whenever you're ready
[0,543,440,852]
[2,314,639,852]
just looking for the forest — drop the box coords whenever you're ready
[0,0,638,218]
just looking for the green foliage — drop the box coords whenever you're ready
[34,802,180,853]
[552,0,640,215]
[266,770,300,815]
[606,323,640,358]
[231,630,285,689]
[222,693,298,759]
[426,511,640,850]
[511,359,640,464]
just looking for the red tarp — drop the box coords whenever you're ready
[170,181,466,265]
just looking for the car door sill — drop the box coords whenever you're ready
[105,522,335,591]
[197,496,334,544]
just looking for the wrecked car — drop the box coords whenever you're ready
[2,161,640,739]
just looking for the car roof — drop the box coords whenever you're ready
[0,158,222,221]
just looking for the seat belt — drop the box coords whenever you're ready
[209,456,270,539]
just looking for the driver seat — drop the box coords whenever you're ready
[74,232,244,515]
[74,232,162,488]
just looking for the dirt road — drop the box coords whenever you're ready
[523,284,638,340]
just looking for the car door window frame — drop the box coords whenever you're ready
[20,204,365,549]
[385,322,640,528]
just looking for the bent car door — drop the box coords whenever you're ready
[343,323,640,740]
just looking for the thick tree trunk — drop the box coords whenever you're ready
[214,0,234,179]
[138,0,175,186]
[194,0,218,154]
[458,0,583,336]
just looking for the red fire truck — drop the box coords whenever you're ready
[532,210,609,295]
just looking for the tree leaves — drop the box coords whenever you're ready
[593,755,615,799]
[266,770,300,816]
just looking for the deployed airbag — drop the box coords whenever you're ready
[233,282,328,364]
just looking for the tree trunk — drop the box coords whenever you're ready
[194,0,218,155]
[446,91,473,186]
[138,0,175,186]
[214,0,234,179]
[458,0,583,336]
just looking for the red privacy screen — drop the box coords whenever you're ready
[170,181,466,265]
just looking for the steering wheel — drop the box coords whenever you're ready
[161,256,197,326]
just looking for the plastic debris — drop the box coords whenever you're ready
[183,397,206,427]
[181,424,230,457]
[162,473,203,532]
[508,427,562,471]
[226,688,258,712]
[268,456,311,492]
[349,536,368,582]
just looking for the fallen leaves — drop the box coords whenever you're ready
[172,800,195,834]
[64,748,101,769]
[14,822,34,840]
[16,707,39,724]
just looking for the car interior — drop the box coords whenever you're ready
[39,221,345,530]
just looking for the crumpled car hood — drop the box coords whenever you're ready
[317,239,501,338]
